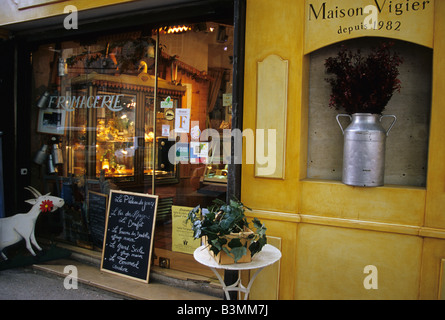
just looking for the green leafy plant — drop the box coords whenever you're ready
[186,198,267,263]
[325,42,403,115]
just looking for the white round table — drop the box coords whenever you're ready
[193,244,281,300]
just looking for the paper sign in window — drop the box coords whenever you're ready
[175,108,190,133]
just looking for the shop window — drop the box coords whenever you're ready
[30,20,234,276]
[307,38,432,187]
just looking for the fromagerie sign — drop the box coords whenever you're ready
[49,94,125,112]
[305,0,434,53]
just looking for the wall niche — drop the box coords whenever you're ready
[307,37,432,187]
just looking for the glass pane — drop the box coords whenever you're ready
[96,92,136,179]
[152,22,234,273]
[144,95,178,181]
[29,16,235,279]
[66,88,88,177]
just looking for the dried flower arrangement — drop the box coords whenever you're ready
[325,42,403,115]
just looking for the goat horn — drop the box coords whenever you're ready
[24,186,42,198]
[28,186,43,197]
[24,187,39,198]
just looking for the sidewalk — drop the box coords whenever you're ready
[33,258,221,300]
[0,266,126,300]
[1,242,222,300]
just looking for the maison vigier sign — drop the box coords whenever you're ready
[304,0,435,53]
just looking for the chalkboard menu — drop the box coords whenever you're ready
[101,190,158,283]
[88,191,108,248]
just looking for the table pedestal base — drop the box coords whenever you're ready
[210,267,264,300]
[193,245,281,300]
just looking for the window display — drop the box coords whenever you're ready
[30,22,234,277]
[67,72,185,183]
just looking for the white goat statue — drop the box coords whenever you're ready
[0,186,65,260]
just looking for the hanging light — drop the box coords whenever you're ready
[47,154,56,174]
[33,144,48,165]
[217,26,228,43]
[36,91,50,108]
[52,143,63,165]
[102,159,110,171]
[147,42,155,58]
[159,25,191,34]
[58,58,68,77]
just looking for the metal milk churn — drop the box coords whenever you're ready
[336,113,396,187]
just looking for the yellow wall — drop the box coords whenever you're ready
[243,0,445,299]
[304,0,435,53]
[242,0,304,299]
[426,0,445,229]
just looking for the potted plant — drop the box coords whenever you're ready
[324,42,403,187]
[186,198,267,264]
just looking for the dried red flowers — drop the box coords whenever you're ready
[325,42,403,115]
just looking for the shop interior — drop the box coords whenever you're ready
[30,20,234,275]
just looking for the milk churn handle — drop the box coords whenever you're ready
[380,115,397,136]
[336,114,352,135]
